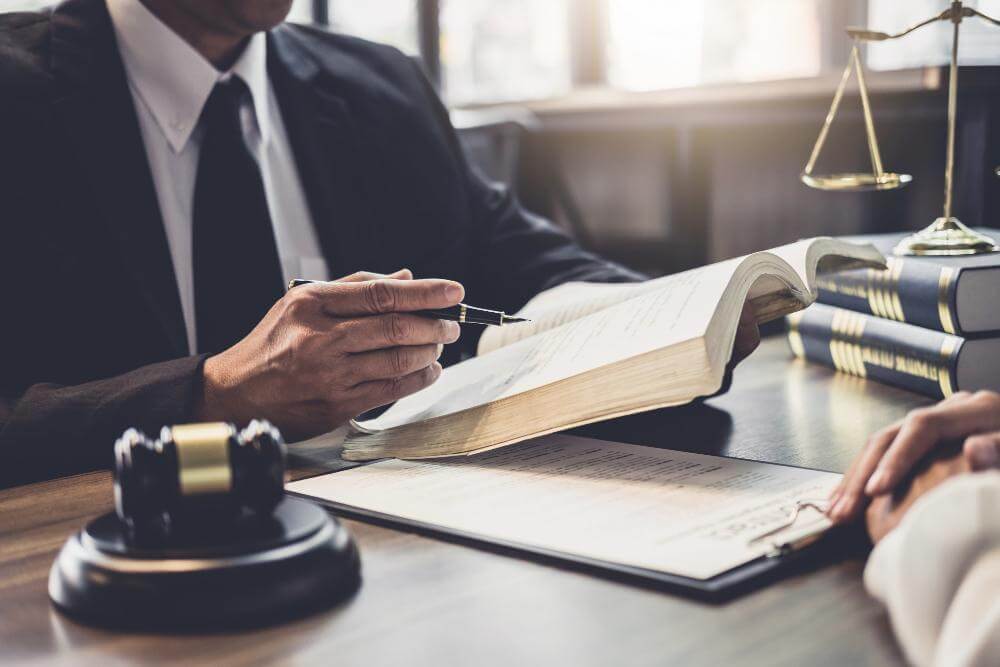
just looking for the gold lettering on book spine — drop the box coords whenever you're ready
[848,311,867,377]
[829,310,867,377]
[821,307,959,396]
[867,268,885,319]
[938,267,957,334]
[866,259,906,322]
[938,337,960,398]
[877,266,892,320]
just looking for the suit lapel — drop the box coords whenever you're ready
[268,27,377,278]
[49,0,188,356]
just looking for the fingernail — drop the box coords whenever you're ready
[446,321,461,340]
[445,283,464,301]
[435,344,444,359]
[970,442,999,469]
[431,361,443,378]
[829,489,842,506]
[865,470,886,496]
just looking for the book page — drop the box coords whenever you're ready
[477,238,855,356]
[765,240,815,293]
[477,279,665,355]
[289,434,839,581]
[358,260,738,432]
[767,238,885,296]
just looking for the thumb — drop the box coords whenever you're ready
[336,268,413,283]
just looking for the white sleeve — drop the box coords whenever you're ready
[863,471,1000,667]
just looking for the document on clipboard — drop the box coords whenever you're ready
[288,435,840,593]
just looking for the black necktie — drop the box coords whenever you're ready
[192,77,284,355]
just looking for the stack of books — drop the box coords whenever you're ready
[786,229,1000,399]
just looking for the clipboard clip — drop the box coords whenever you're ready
[746,499,830,557]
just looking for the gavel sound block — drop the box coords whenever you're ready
[48,421,360,630]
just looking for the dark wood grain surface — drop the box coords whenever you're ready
[0,337,931,666]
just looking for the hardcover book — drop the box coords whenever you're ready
[787,303,1000,399]
[816,228,1000,335]
[339,238,883,461]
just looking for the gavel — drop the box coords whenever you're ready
[113,420,286,540]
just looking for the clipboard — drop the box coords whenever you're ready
[290,488,853,602]
[287,457,862,603]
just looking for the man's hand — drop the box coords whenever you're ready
[195,270,463,440]
[865,453,971,544]
[829,390,1000,524]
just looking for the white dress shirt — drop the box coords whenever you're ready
[864,471,1000,667]
[106,0,330,354]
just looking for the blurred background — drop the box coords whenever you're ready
[10,0,1000,275]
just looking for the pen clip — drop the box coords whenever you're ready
[746,499,830,556]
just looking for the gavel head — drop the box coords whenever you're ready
[113,420,286,540]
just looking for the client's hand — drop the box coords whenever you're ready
[196,269,463,440]
[829,390,1000,523]
[865,453,971,544]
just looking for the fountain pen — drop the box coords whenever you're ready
[287,279,530,327]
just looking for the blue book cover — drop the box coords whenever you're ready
[815,229,1000,335]
[787,304,1000,399]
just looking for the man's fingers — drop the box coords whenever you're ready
[352,362,443,411]
[339,314,461,352]
[347,344,443,383]
[964,431,1000,470]
[866,391,1000,495]
[313,278,464,316]
[336,268,413,283]
[829,421,901,523]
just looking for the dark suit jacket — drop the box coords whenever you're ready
[0,0,641,487]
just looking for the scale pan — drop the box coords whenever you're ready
[801,172,912,192]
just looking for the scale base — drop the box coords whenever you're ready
[49,497,360,630]
[893,217,999,256]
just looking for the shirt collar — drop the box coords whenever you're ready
[106,0,271,153]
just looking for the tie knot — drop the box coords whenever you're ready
[202,77,251,126]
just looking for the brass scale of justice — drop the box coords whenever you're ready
[802,0,1000,256]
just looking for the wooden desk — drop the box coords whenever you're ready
[0,337,931,665]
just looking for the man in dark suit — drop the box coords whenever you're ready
[0,0,757,487]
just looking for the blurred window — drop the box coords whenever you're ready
[3,0,54,9]
[287,0,315,24]
[325,0,420,55]
[867,0,1000,70]
[17,0,1000,107]
[439,0,572,105]
[606,0,823,91]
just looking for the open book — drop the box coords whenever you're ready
[342,238,884,461]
